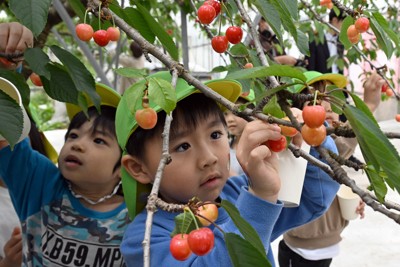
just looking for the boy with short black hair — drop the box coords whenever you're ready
[117,71,340,266]
[0,84,129,266]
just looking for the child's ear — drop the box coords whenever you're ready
[121,154,153,184]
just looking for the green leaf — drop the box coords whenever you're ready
[211,66,228,73]
[120,7,156,43]
[254,0,283,45]
[343,104,400,197]
[365,165,387,203]
[0,91,24,148]
[369,15,394,59]
[296,29,310,56]
[325,86,346,115]
[9,0,52,37]
[124,82,147,115]
[136,3,179,60]
[24,47,51,79]
[268,0,298,41]
[226,65,306,81]
[370,12,399,49]
[220,200,267,260]
[171,210,197,237]
[49,45,98,113]
[225,233,272,267]
[339,17,355,50]
[148,78,177,114]
[262,94,285,118]
[43,64,79,104]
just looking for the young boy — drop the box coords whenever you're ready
[116,71,340,266]
[0,84,130,266]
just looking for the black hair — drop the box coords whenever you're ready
[66,105,122,172]
[329,9,347,22]
[126,93,227,158]
[130,42,143,58]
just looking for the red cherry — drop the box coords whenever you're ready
[226,26,243,44]
[107,27,120,42]
[135,107,158,129]
[187,228,214,256]
[30,72,43,87]
[302,105,326,128]
[244,63,253,69]
[211,36,229,53]
[265,135,287,153]
[395,114,400,122]
[197,4,216,25]
[170,234,192,261]
[381,83,388,93]
[93,30,110,47]
[355,17,370,33]
[204,0,221,16]
[75,23,94,42]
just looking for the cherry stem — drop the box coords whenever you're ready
[221,1,234,26]
[313,90,318,106]
[187,208,200,229]
[98,2,102,30]
[84,8,89,24]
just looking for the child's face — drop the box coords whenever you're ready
[133,113,231,204]
[58,120,121,195]
[224,109,248,138]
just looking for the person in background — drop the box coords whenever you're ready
[278,70,384,267]
[306,9,347,74]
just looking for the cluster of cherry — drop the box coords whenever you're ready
[170,204,217,261]
[347,17,370,45]
[197,0,243,54]
[75,23,120,47]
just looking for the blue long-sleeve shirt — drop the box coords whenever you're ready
[0,139,129,266]
[121,136,339,266]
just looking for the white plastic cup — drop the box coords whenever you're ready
[277,144,310,207]
[337,184,360,220]
[0,77,31,143]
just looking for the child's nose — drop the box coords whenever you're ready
[198,146,218,168]
[71,140,85,152]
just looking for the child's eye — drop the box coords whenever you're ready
[67,132,78,139]
[211,131,223,139]
[175,143,190,152]
[94,138,106,145]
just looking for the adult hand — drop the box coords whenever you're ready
[0,227,22,267]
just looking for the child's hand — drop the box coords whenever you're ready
[356,200,366,219]
[0,227,22,267]
[236,120,282,202]
[363,71,385,113]
[0,22,33,70]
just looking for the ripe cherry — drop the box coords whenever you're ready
[107,27,120,42]
[355,17,370,33]
[197,4,216,25]
[320,0,331,6]
[187,228,215,256]
[395,114,400,122]
[347,25,360,44]
[301,124,327,147]
[381,83,388,93]
[244,63,253,69]
[280,117,298,137]
[30,72,43,87]
[93,30,110,47]
[135,107,158,129]
[75,23,94,42]
[226,26,243,44]
[170,234,192,261]
[265,135,287,153]
[211,35,229,53]
[204,0,221,16]
[196,204,218,226]
[302,105,326,128]
[386,89,394,97]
